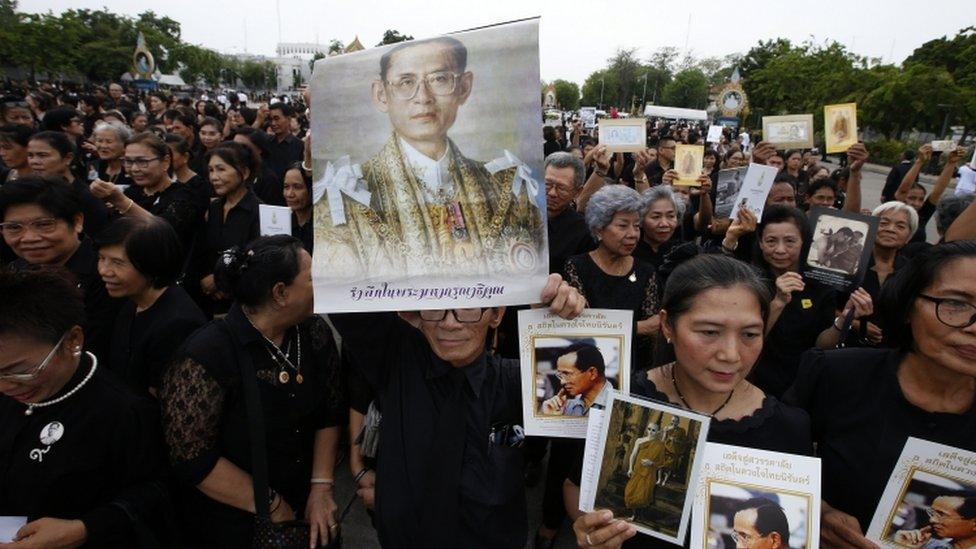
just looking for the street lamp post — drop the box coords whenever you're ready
[641,73,648,112]
[937,103,954,139]
[599,77,605,110]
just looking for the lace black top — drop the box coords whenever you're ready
[123,182,203,247]
[159,304,344,546]
[564,252,660,370]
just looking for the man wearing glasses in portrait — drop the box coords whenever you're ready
[540,343,612,417]
[316,36,544,279]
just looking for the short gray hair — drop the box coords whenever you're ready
[585,184,648,238]
[93,121,132,143]
[936,194,975,235]
[873,200,919,235]
[544,151,585,189]
[641,185,686,220]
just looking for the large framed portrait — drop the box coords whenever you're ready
[309,19,548,312]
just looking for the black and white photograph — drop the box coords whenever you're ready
[803,208,878,292]
[715,166,748,218]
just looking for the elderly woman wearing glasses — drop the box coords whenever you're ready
[786,241,976,547]
[0,267,170,548]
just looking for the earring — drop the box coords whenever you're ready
[666,337,671,344]
[73,348,82,356]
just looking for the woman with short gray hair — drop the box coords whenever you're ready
[634,186,686,271]
[859,200,918,345]
[92,121,134,186]
[566,184,660,369]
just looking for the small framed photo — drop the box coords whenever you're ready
[803,207,878,293]
[763,114,815,149]
[599,118,647,153]
[518,308,633,439]
[867,438,976,548]
[824,103,858,154]
[674,144,704,186]
[579,392,710,545]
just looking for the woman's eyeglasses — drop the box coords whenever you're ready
[0,332,67,382]
[918,295,976,328]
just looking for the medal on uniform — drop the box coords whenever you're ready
[278,370,290,384]
[295,373,304,384]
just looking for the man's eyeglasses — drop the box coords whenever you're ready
[555,368,590,382]
[122,156,161,169]
[385,71,461,101]
[918,295,976,328]
[922,506,962,521]
[0,217,60,237]
[0,332,66,382]
[730,530,767,545]
[419,308,487,323]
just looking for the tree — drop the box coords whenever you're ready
[581,69,617,108]
[661,69,709,109]
[327,39,344,54]
[551,79,580,110]
[376,29,413,47]
[310,51,325,72]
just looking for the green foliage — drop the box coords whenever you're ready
[661,69,708,109]
[551,79,580,110]
[376,29,413,47]
[866,137,922,166]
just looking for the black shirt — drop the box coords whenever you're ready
[253,164,285,207]
[565,253,660,370]
[190,190,261,314]
[544,139,562,158]
[881,161,913,202]
[784,348,976,531]
[0,355,170,547]
[69,178,110,238]
[123,182,203,248]
[160,305,344,547]
[108,286,206,395]
[96,161,133,188]
[265,134,304,182]
[632,236,680,273]
[330,312,527,549]
[11,238,123,361]
[547,207,595,278]
[910,200,936,243]
[751,279,837,398]
[292,212,313,253]
[182,173,213,212]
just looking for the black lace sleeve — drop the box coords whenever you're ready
[306,316,346,429]
[640,270,660,320]
[564,256,587,300]
[159,357,225,484]
[158,196,203,245]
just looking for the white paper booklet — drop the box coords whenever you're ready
[867,437,976,548]
[518,308,633,438]
[690,442,822,549]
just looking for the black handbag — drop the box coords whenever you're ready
[221,321,343,549]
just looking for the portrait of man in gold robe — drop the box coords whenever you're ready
[314,36,545,279]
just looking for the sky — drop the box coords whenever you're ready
[18,0,974,85]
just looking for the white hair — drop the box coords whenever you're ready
[584,184,648,238]
[873,200,919,235]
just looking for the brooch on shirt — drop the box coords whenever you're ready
[29,421,64,463]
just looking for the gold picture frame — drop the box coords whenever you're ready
[762,114,815,149]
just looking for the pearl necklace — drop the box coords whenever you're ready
[24,352,98,416]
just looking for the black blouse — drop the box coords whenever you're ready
[0,355,170,547]
[159,304,344,547]
[190,190,261,314]
[751,279,837,398]
[69,178,110,238]
[784,348,976,531]
[565,252,660,370]
[547,207,595,279]
[123,182,203,247]
[292,212,313,254]
[107,286,207,395]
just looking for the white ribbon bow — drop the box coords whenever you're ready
[485,150,540,209]
[312,156,372,225]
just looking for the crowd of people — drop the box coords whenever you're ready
[0,73,975,549]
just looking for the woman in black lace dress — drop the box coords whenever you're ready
[159,235,344,548]
[565,184,659,371]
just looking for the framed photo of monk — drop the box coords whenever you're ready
[824,103,858,154]
[518,308,633,439]
[674,144,704,186]
[309,19,548,312]
[580,392,710,545]
[803,207,878,293]
[763,114,815,149]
